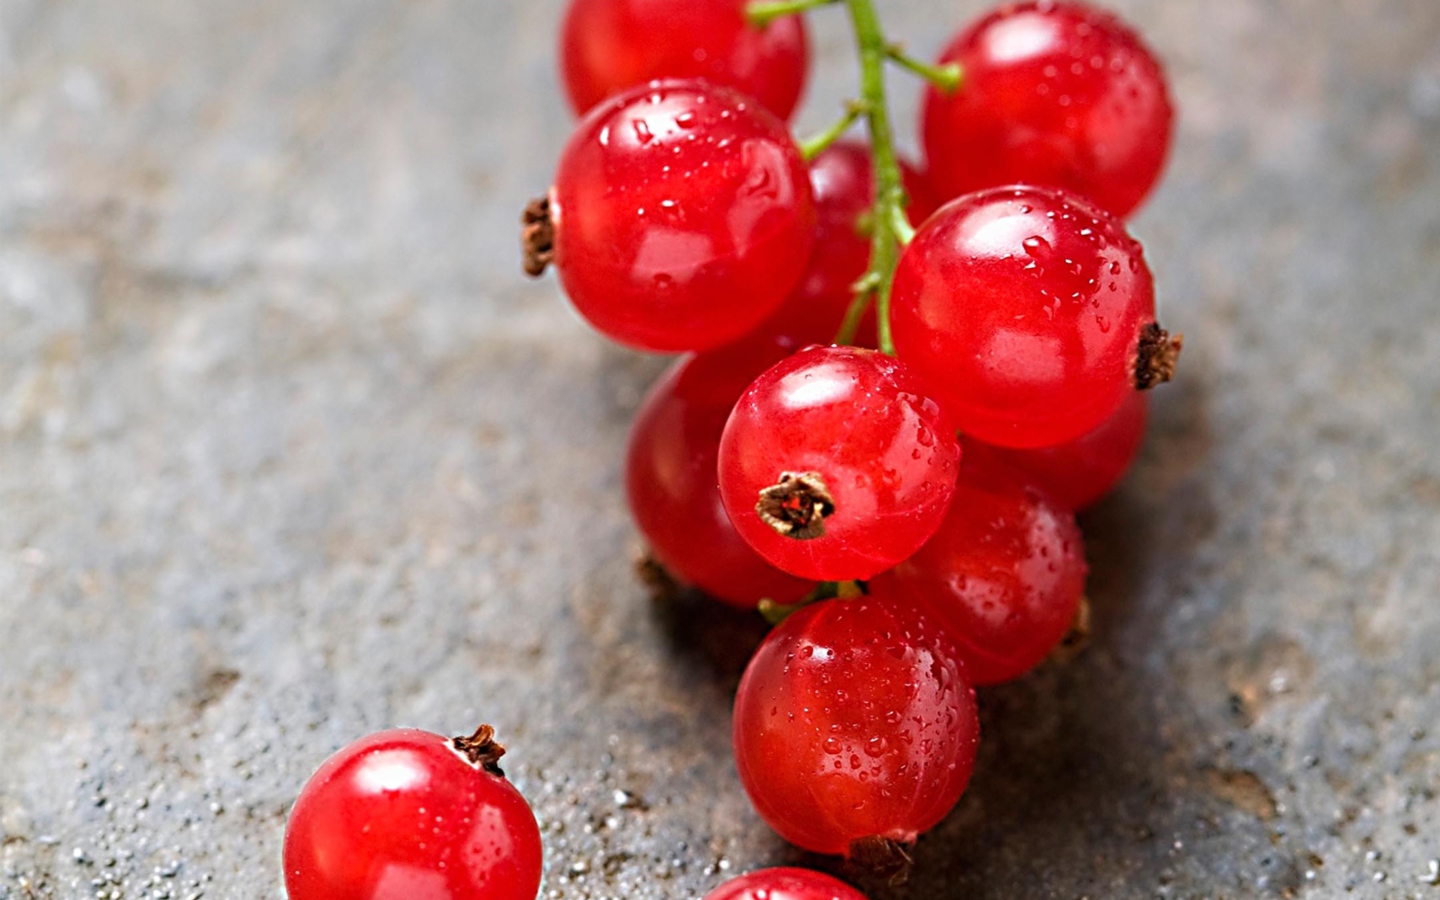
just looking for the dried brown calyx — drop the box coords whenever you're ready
[1135,322,1183,390]
[452,724,508,777]
[756,471,836,540]
[521,196,555,277]
[849,835,914,886]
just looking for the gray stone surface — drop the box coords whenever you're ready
[1,0,1438,897]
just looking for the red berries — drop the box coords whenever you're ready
[891,184,1176,449]
[718,345,960,582]
[922,0,1174,217]
[626,335,814,607]
[882,454,1088,685]
[560,0,810,122]
[732,592,980,856]
[545,79,816,352]
[704,868,869,900]
[283,726,543,900]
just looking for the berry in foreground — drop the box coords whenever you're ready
[891,184,1179,449]
[560,0,810,122]
[283,726,542,900]
[718,345,960,582]
[763,140,937,347]
[704,868,869,900]
[733,592,980,857]
[626,334,814,608]
[530,79,816,352]
[967,390,1149,511]
[880,453,1088,685]
[922,0,1174,218]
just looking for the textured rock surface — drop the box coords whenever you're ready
[1,0,1438,897]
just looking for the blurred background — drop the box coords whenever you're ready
[1,0,1438,897]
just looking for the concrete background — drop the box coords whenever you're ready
[1,0,1438,897]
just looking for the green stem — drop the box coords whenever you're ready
[746,0,840,27]
[885,43,964,93]
[798,101,867,162]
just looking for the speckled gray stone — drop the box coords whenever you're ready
[1,0,1438,898]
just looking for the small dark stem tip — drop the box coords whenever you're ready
[521,196,555,278]
[756,471,836,540]
[1135,322,1183,390]
[849,835,914,886]
[452,724,508,777]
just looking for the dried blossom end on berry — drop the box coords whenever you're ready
[756,471,836,540]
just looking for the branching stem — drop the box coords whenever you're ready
[798,101,868,162]
[746,0,840,28]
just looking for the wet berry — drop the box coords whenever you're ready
[626,334,815,608]
[544,79,816,352]
[561,0,810,121]
[718,345,960,582]
[704,868,868,900]
[283,726,542,900]
[891,184,1177,449]
[922,0,1174,217]
[880,453,1088,685]
[732,593,980,856]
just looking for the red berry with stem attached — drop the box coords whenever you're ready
[283,726,542,900]
[704,868,869,900]
[891,184,1179,449]
[627,334,815,608]
[922,0,1174,218]
[763,141,937,346]
[560,0,810,122]
[733,593,980,857]
[539,79,816,353]
[878,453,1088,685]
[718,345,961,582]
[966,389,1148,511]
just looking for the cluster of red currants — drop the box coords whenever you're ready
[278,0,1180,897]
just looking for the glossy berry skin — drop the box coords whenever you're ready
[704,868,868,900]
[718,346,961,582]
[732,594,980,855]
[967,389,1148,511]
[551,80,816,353]
[880,453,1088,685]
[283,729,542,900]
[560,0,810,121]
[922,0,1174,218]
[626,335,814,608]
[763,141,937,346]
[891,185,1157,449]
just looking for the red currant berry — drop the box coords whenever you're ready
[704,868,868,900]
[283,726,542,900]
[763,141,936,347]
[718,345,961,582]
[922,0,1174,218]
[966,389,1148,511]
[627,334,815,608]
[538,80,816,353]
[560,0,810,122]
[733,593,980,857]
[879,453,1087,685]
[891,184,1179,449]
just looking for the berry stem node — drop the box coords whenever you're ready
[746,0,840,28]
[1135,322,1183,389]
[756,471,836,540]
[885,43,964,93]
[452,724,508,777]
[521,196,556,277]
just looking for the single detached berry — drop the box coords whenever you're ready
[704,868,869,900]
[922,0,1174,217]
[733,593,980,858]
[529,79,816,352]
[718,345,961,582]
[627,334,814,608]
[891,184,1180,449]
[763,141,937,346]
[880,453,1088,685]
[560,0,810,122]
[966,389,1149,511]
[283,726,542,900]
